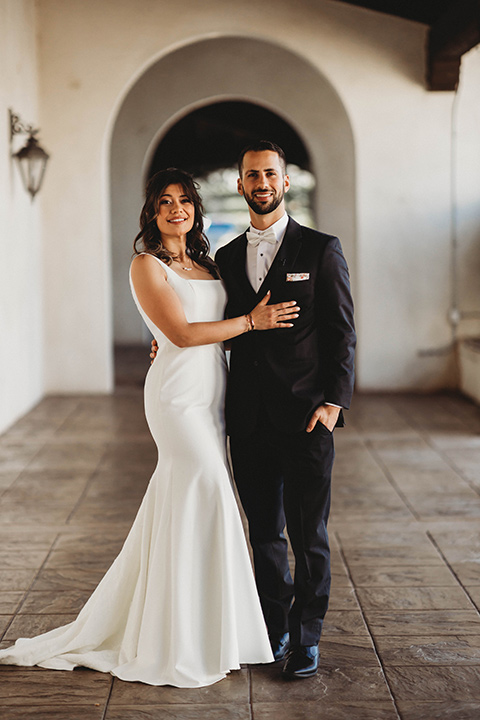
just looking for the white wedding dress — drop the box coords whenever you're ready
[0,255,273,687]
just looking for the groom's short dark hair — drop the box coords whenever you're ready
[237,140,287,177]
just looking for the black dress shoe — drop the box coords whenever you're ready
[282,645,319,678]
[269,632,290,662]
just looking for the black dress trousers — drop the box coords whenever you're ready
[230,414,335,647]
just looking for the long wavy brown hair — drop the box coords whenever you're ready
[133,168,219,278]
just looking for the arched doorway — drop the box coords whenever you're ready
[110,36,356,382]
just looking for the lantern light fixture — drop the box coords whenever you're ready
[9,109,50,201]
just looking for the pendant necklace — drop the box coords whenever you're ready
[173,256,193,271]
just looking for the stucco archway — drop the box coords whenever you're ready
[110,36,356,345]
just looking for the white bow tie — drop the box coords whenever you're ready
[246,227,277,247]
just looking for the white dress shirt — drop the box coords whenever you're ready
[246,213,289,293]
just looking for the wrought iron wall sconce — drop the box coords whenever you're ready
[9,109,50,200]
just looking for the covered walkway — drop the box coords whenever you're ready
[0,391,479,719]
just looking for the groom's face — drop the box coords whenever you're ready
[237,151,290,216]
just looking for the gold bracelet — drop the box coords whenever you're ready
[245,313,254,331]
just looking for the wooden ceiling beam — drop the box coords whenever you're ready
[427,0,480,90]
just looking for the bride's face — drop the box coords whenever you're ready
[155,184,195,241]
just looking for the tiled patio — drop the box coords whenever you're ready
[0,387,480,719]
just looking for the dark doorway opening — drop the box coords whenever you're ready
[147,100,310,178]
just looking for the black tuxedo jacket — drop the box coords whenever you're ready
[215,217,356,436]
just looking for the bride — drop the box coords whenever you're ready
[0,168,299,687]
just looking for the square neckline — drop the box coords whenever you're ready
[138,253,221,282]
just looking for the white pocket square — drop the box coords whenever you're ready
[286,273,310,282]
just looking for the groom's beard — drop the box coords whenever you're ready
[243,187,285,215]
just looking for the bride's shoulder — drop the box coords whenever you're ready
[131,253,167,281]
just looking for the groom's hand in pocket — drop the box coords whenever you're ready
[306,404,340,433]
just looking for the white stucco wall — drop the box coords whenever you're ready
[30,0,480,393]
[455,46,480,342]
[0,0,43,433]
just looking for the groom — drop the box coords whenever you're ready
[214,140,356,678]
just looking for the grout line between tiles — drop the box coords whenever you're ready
[101,675,115,720]
[426,531,480,616]
[0,533,62,642]
[64,454,109,525]
[421,429,480,499]
[0,398,84,504]
[248,665,254,720]
[51,398,86,435]
[384,394,480,498]
[334,530,402,720]
[363,438,421,521]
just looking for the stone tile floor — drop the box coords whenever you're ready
[0,388,479,719]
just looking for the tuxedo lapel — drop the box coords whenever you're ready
[256,217,303,296]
